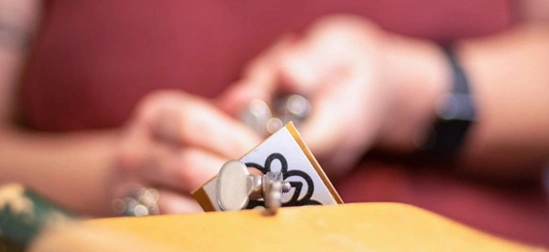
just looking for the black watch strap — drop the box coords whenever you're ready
[420,47,476,159]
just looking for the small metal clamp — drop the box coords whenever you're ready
[216,160,291,215]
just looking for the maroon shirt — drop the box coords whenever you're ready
[21,0,549,246]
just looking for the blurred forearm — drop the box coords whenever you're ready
[456,23,549,177]
[0,0,118,216]
[378,22,549,179]
[0,128,120,216]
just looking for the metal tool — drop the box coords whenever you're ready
[239,99,273,137]
[216,160,291,215]
[240,94,311,137]
[274,94,311,130]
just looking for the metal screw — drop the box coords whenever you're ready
[216,160,291,214]
[282,182,291,193]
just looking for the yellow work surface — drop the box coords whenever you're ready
[86,203,544,252]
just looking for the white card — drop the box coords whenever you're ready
[193,123,342,211]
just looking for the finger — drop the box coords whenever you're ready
[156,189,203,214]
[276,28,351,95]
[139,146,226,193]
[300,75,381,171]
[277,45,324,94]
[116,121,152,175]
[172,98,261,158]
[216,78,273,118]
[299,82,350,156]
[278,18,375,94]
[139,91,262,159]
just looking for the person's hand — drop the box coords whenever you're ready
[110,90,261,214]
[219,15,447,178]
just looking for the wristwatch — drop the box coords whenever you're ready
[420,47,476,159]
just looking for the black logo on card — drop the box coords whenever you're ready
[245,153,322,209]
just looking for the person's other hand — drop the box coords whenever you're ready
[111,90,261,214]
[219,15,447,179]
[220,16,389,179]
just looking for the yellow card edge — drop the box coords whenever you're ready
[285,123,344,204]
[192,186,216,212]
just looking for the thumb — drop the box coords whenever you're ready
[216,79,274,118]
[216,35,298,116]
